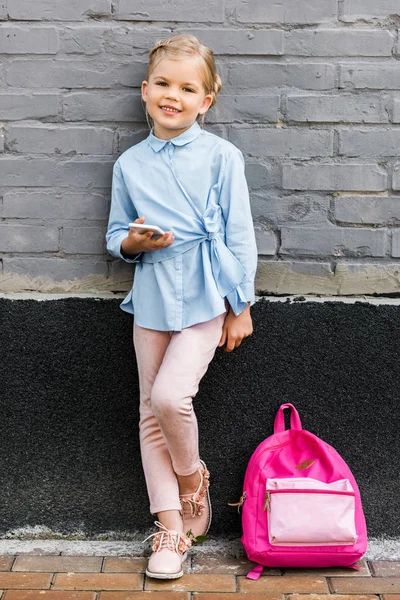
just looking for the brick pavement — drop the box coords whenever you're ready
[0,554,399,599]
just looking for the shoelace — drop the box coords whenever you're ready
[180,495,206,518]
[143,521,192,554]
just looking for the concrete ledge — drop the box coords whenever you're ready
[1,296,398,539]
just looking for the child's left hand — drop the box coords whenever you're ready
[218,304,253,352]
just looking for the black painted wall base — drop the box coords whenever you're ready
[0,297,398,538]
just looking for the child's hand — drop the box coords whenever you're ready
[218,304,253,352]
[121,216,174,256]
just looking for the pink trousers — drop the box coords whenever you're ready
[133,312,226,515]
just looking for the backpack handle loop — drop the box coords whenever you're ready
[274,403,302,433]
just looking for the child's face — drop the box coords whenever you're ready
[141,57,213,140]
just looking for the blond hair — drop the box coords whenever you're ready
[143,34,222,129]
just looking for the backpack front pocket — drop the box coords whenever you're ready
[265,478,357,546]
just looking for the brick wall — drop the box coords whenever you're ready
[0,0,400,295]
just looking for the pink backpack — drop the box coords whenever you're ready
[235,403,367,578]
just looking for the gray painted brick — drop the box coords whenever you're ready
[116,0,224,22]
[0,128,4,152]
[6,59,145,89]
[5,125,114,155]
[393,98,400,123]
[281,226,386,257]
[392,162,400,190]
[392,231,400,257]
[286,94,388,123]
[60,26,105,55]
[208,95,280,123]
[286,30,393,57]
[3,190,110,220]
[104,28,172,55]
[236,0,337,24]
[0,26,59,54]
[0,93,59,120]
[340,63,400,90]
[245,162,276,190]
[118,128,151,153]
[0,1,6,19]
[254,225,277,255]
[229,127,333,158]
[341,0,400,21]
[0,157,58,187]
[59,159,114,188]
[228,63,335,91]
[62,226,106,254]
[8,0,111,20]
[63,92,143,122]
[339,128,400,156]
[251,194,330,226]
[180,29,283,55]
[335,196,400,225]
[0,225,59,252]
[283,163,387,191]
[3,257,108,281]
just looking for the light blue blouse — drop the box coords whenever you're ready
[106,120,258,332]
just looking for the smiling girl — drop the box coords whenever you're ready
[106,34,258,579]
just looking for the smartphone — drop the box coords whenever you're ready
[128,223,166,237]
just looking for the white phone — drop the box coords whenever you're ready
[129,223,166,237]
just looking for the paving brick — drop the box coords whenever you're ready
[3,190,110,221]
[228,62,335,91]
[63,92,143,122]
[193,595,283,600]
[102,558,147,573]
[281,226,386,257]
[99,593,189,600]
[289,596,376,600]
[331,578,400,594]
[0,26,59,54]
[230,127,333,157]
[116,0,224,22]
[340,63,400,90]
[286,94,388,123]
[341,0,400,21]
[5,125,114,155]
[0,573,51,589]
[0,558,14,571]
[12,556,102,573]
[4,592,96,600]
[145,573,236,592]
[286,29,393,57]
[53,573,143,591]
[282,163,387,191]
[0,225,59,253]
[370,562,400,577]
[339,128,400,156]
[8,0,111,20]
[191,555,280,575]
[236,0,337,23]
[382,596,400,600]
[334,196,400,225]
[0,93,59,120]
[238,574,329,593]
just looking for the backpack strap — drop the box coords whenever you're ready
[274,403,302,433]
[246,564,264,579]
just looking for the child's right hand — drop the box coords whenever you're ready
[121,216,174,256]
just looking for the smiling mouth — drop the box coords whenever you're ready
[160,106,180,114]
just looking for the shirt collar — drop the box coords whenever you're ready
[147,121,202,153]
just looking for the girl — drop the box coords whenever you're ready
[106,34,258,580]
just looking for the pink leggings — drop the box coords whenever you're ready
[133,312,226,515]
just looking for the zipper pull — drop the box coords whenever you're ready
[228,491,246,513]
[263,490,271,512]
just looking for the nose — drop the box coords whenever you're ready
[165,87,179,100]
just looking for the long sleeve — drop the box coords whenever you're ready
[106,160,142,263]
[218,147,258,313]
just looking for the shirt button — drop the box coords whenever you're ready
[177,296,182,301]
[176,264,181,270]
